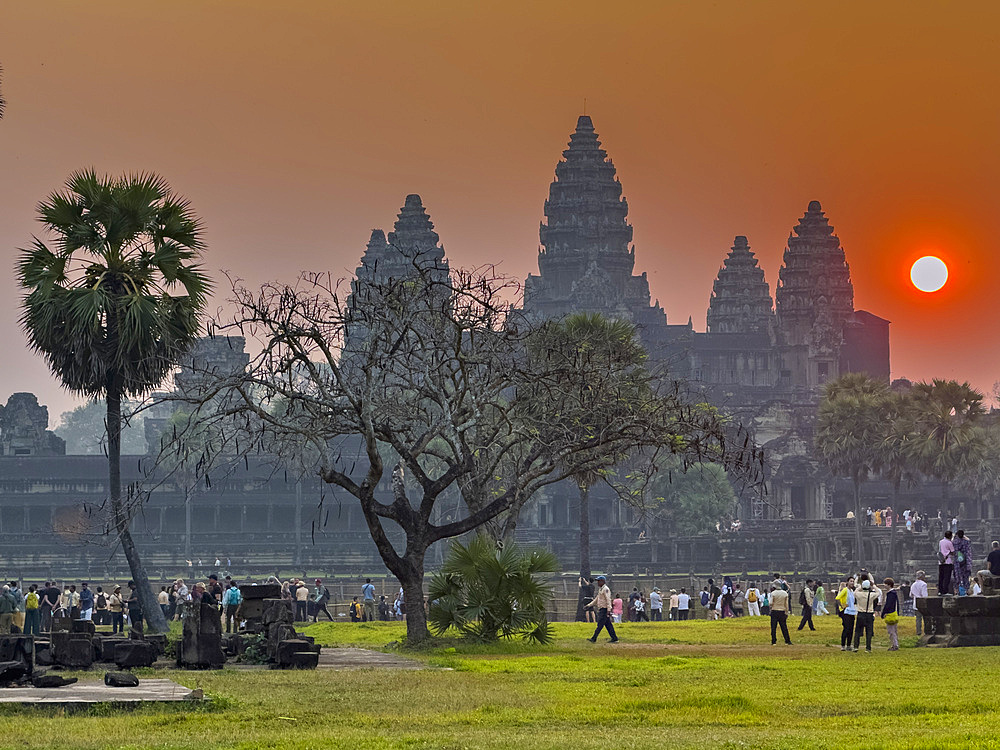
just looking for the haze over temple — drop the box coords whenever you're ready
[0,114,960,580]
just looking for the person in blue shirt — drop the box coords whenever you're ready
[362,578,376,622]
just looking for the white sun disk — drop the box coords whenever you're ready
[910,256,948,293]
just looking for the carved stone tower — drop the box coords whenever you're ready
[344,195,450,362]
[523,116,667,343]
[707,236,775,337]
[775,201,855,388]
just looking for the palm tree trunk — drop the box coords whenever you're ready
[575,483,591,622]
[887,480,901,578]
[853,477,864,570]
[107,386,168,634]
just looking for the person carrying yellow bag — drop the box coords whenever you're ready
[880,577,901,651]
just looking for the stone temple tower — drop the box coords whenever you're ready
[523,115,667,344]
[706,236,775,338]
[775,200,855,388]
[344,194,450,362]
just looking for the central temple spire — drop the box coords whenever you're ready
[523,116,666,342]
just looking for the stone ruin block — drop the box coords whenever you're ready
[114,640,157,669]
[221,633,246,658]
[71,619,96,635]
[0,661,31,685]
[59,638,94,669]
[50,616,72,633]
[178,601,225,669]
[136,632,167,658]
[236,585,283,628]
[275,639,320,669]
[0,635,34,674]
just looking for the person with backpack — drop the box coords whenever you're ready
[24,584,40,636]
[94,587,110,625]
[952,530,973,595]
[760,589,770,616]
[797,580,816,631]
[745,584,761,616]
[313,579,333,622]
[0,586,16,634]
[223,582,242,633]
[733,585,745,617]
[700,586,711,618]
[349,597,363,622]
[853,578,881,652]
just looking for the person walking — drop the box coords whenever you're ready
[586,575,618,643]
[361,578,377,622]
[24,585,40,636]
[745,584,761,616]
[108,585,125,634]
[909,571,927,635]
[579,577,596,623]
[797,579,816,631]
[768,585,792,645]
[313,579,333,622]
[633,593,649,622]
[707,579,721,621]
[853,579,881,653]
[881,578,901,651]
[813,581,828,616]
[837,578,857,651]
[938,530,956,595]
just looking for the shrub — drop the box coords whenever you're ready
[428,535,558,644]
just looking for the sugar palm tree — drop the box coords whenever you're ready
[906,380,988,512]
[815,373,890,568]
[0,64,6,119]
[18,170,211,633]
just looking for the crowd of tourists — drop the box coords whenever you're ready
[0,572,412,637]
[0,580,145,636]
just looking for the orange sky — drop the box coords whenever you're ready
[2,1,999,421]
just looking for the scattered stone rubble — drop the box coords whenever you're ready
[0,584,319,693]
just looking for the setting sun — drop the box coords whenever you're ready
[910,255,949,293]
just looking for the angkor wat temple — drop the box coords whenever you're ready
[0,116,992,579]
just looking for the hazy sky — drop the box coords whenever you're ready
[3,1,999,423]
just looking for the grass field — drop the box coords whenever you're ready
[0,615,997,749]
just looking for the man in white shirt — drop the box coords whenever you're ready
[676,588,691,620]
[649,588,663,621]
[745,585,761,616]
[910,570,928,636]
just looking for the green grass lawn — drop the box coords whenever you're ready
[0,615,996,749]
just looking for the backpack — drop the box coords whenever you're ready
[747,589,757,602]
[799,589,807,606]
[700,591,710,607]
[96,593,107,609]
[25,592,39,610]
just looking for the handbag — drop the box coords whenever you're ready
[884,611,899,625]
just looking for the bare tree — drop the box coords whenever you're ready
[191,263,761,644]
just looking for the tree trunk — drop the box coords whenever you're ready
[853,478,864,571]
[107,386,168,634]
[887,481,901,578]
[575,482,591,622]
[399,558,428,645]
